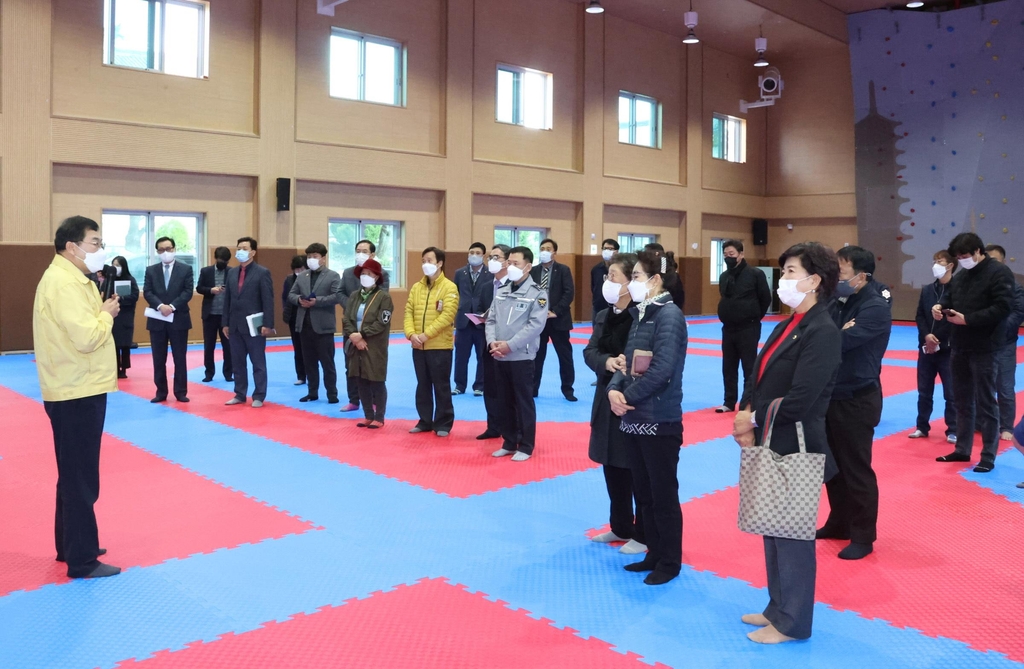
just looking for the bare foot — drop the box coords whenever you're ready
[741,613,770,627]
[747,624,797,644]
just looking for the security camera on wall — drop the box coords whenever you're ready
[740,66,784,113]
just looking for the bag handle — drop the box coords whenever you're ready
[760,398,807,454]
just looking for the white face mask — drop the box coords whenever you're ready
[294,269,303,276]
[627,277,651,302]
[468,254,484,267]
[306,257,320,271]
[76,244,107,273]
[601,249,615,262]
[159,250,175,264]
[539,251,553,264]
[355,252,370,267]
[487,259,503,274]
[115,265,123,277]
[602,279,625,305]
[958,256,977,271]
[422,262,437,277]
[505,265,525,283]
[359,273,376,288]
[236,249,251,263]
[777,277,813,309]
[932,263,948,279]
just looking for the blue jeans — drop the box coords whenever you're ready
[916,348,956,436]
[994,342,1017,433]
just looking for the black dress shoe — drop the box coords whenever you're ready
[644,570,678,586]
[299,395,319,402]
[69,561,121,579]
[150,397,167,404]
[936,452,970,462]
[117,372,128,379]
[176,396,190,403]
[973,462,995,473]
[202,376,214,383]
[328,397,340,404]
[57,548,106,563]
[624,557,658,573]
[563,392,578,402]
[838,542,873,560]
[225,376,234,382]
[476,431,500,440]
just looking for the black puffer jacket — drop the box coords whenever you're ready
[937,256,1015,352]
[717,260,771,328]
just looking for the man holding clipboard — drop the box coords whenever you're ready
[142,237,194,403]
[222,237,275,407]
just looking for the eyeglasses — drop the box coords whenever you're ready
[487,255,505,262]
[80,239,105,250]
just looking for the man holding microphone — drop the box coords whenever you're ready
[33,215,122,579]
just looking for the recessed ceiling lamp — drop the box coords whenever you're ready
[906,1,924,7]
[585,0,605,14]
[683,1,699,44]
[754,26,769,67]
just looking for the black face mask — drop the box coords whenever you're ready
[216,260,227,270]
[724,257,739,270]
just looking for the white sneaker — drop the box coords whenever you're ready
[1016,481,1024,489]
[252,400,263,408]
[511,452,531,462]
[225,398,244,406]
[491,448,514,457]
[591,531,627,544]
[619,539,648,555]
[947,434,958,444]
[714,406,733,414]
[908,429,926,439]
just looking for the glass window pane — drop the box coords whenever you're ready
[362,223,397,279]
[496,69,515,124]
[712,116,724,159]
[618,96,632,143]
[523,71,547,129]
[635,99,654,147]
[364,41,398,105]
[102,213,150,280]
[330,34,360,100]
[163,1,201,77]
[328,221,359,270]
[153,215,200,279]
[494,228,514,247]
[617,234,630,253]
[517,229,543,256]
[112,0,153,69]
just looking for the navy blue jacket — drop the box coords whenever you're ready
[832,283,892,401]
[916,280,954,350]
[454,264,494,330]
[993,282,1024,347]
[142,261,194,331]
[607,294,688,426]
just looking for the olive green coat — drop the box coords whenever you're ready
[342,287,394,383]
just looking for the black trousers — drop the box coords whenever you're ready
[45,394,107,576]
[358,378,387,422]
[604,464,646,543]
[495,359,537,454]
[951,348,1000,466]
[342,337,359,405]
[722,323,761,408]
[150,328,189,399]
[625,431,682,575]
[300,326,338,400]
[116,346,131,373]
[288,323,306,383]
[823,386,882,544]
[230,328,269,401]
[763,535,816,639]
[412,348,455,433]
[202,315,233,380]
[916,347,956,435]
[533,324,575,395]
[454,325,486,392]
[481,346,503,435]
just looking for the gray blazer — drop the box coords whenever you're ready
[340,265,391,304]
[223,262,275,333]
[288,267,343,334]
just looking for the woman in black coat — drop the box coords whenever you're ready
[282,254,307,386]
[583,253,646,555]
[110,256,139,379]
[732,242,842,644]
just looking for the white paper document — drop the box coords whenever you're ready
[144,307,174,323]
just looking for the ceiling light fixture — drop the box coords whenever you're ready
[754,26,769,67]
[906,1,924,7]
[585,0,605,14]
[683,1,699,44]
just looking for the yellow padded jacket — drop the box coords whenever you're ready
[403,272,459,350]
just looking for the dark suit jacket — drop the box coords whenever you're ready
[454,265,494,330]
[740,301,842,481]
[530,260,574,331]
[196,265,230,320]
[222,262,275,333]
[282,274,298,328]
[143,261,194,331]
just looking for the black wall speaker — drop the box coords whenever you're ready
[752,218,768,246]
[276,178,291,212]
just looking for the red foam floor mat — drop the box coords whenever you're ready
[679,415,1024,662]
[117,577,666,668]
[0,386,316,595]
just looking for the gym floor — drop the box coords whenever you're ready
[0,317,1021,668]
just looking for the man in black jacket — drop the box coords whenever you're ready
[984,244,1024,441]
[909,250,957,442]
[196,246,233,383]
[590,238,620,320]
[453,242,494,395]
[531,238,576,402]
[817,246,891,561]
[715,239,771,413]
[933,233,1014,472]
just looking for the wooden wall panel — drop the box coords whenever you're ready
[0,244,55,351]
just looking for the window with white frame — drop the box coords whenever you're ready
[102,211,205,284]
[328,220,404,285]
[494,227,547,257]
[617,233,657,254]
[618,92,660,148]
[710,238,727,283]
[711,113,746,163]
[103,0,210,78]
[495,65,553,130]
[329,29,404,106]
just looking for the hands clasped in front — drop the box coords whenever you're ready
[733,409,756,448]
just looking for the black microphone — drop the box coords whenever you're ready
[101,265,116,301]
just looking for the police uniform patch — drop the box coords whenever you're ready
[380,310,392,324]
[537,298,547,307]
[882,289,891,300]
[514,302,529,311]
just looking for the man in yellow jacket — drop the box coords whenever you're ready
[404,247,459,436]
[33,216,123,579]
